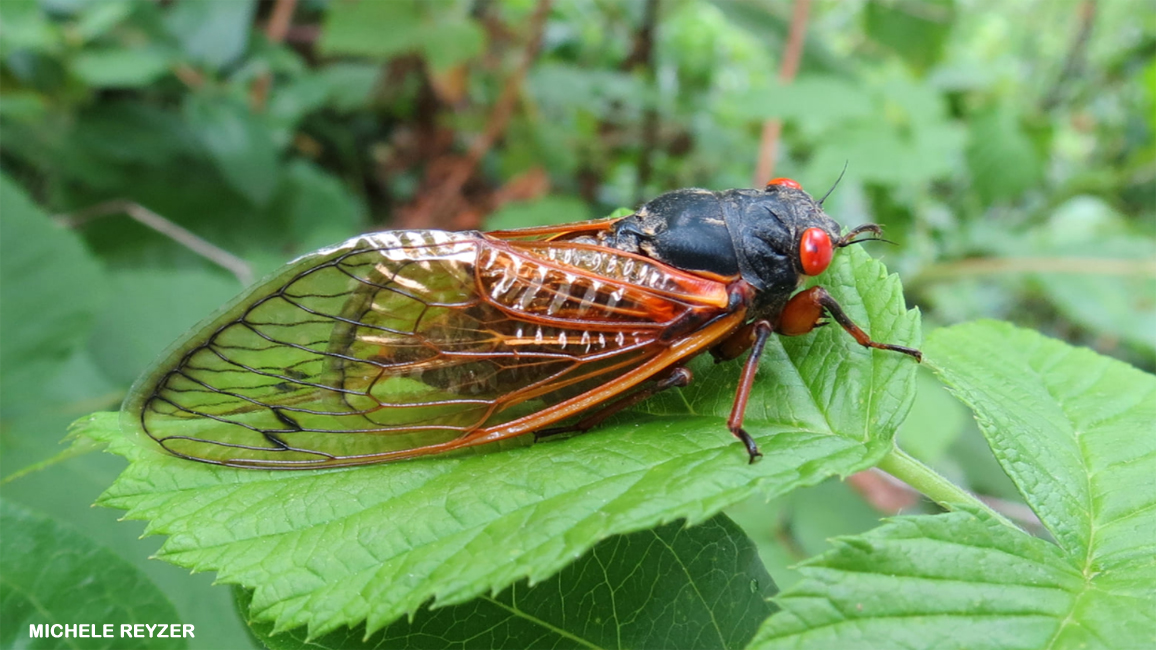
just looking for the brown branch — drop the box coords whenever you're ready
[285,24,320,46]
[251,0,299,112]
[630,0,660,204]
[849,469,1045,533]
[752,0,811,187]
[55,200,253,286]
[398,0,551,229]
[460,0,551,181]
[172,62,205,90]
[847,469,921,513]
[623,0,659,70]
[1041,0,1097,111]
[265,0,298,43]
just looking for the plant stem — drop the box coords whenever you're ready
[54,200,253,286]
[877,447,1014,528]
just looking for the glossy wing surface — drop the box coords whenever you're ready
[125,230,735,468]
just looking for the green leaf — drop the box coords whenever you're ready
[0,90,48,123]
[86,244,919,638]
[163,0,255,70]
[0,500,187,650]
[729,77,873,126]
[72,47,172,88]
[864,0,956,75]
[318,0,424,60]
[87,268,239,386]
[419,19,485,73]
[242,514,775,649]
[0,173,105,417]
[1,377,260,650]
[183,93,280,206]
[1025,197,1156,353]
[73,1,133,42]
[267,76,330,145]
[315,62,380,112]
[484,195,591,230]
[926,321,1155,580]
[751,510,1089,649]
[751,322,1156,648]
[318,1,482,71]
[0,0,61,55]
[966,103,1043,203]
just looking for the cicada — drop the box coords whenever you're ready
[123,179,920,469]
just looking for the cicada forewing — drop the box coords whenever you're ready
[123,229,744,468]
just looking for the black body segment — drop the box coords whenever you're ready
[601,185,842,320]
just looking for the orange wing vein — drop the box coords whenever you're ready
[123,229,741,468]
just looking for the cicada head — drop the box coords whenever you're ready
[734,179,844,284]
[599,179,883,322]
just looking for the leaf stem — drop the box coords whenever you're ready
[877,447,1014,528]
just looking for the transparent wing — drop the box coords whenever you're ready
[123,230,736,468]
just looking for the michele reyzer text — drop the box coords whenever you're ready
[28,623,195,639]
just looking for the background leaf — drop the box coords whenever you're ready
[751,510,1084,649]
[925,321,1155,585]
[87,268,239,386]
[71,48,172,88]
[965,103,1043,203]
[243,514,775,650]
[164,0,254,70]
[85,245,919,638]
[864,0,956,75]
[0,173,105,417]
[183,94,280,207]
[0,499,187,650]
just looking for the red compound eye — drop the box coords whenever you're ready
[766,177,803,191]
[799,227,833,276]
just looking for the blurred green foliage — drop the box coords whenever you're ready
[1,1,1153,648]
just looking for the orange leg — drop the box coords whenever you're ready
[778,286,922,361]
[535,366,693,440]
[726,320,773,464]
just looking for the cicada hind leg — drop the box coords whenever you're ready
[534,366,693,441]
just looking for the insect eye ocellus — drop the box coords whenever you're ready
[765,177,803,191]
[799,227,833,276]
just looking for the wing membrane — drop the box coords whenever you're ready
[125,230,737,468]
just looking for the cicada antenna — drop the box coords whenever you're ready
[817,161,849,207]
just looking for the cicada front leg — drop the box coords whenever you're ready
[778,286,922,361]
